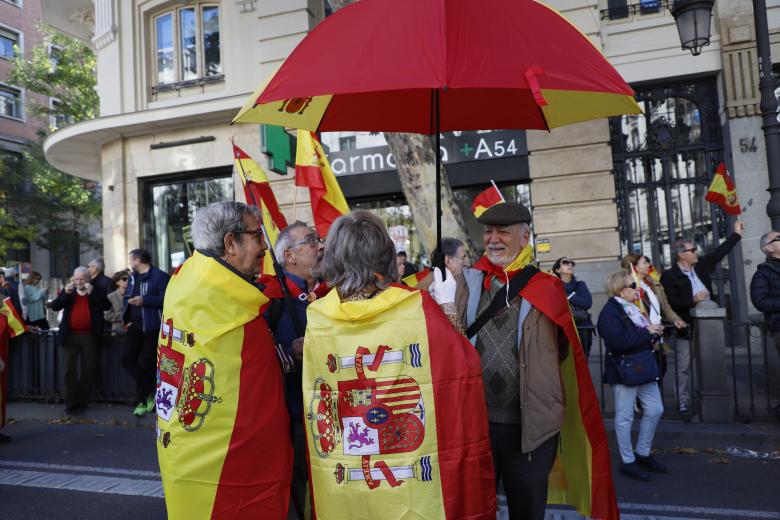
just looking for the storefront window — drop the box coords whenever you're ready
[353,183,531,268]
[144,174,233,273]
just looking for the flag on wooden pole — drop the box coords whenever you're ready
[233,143,288,275]
[705,163,741,216]
[295,130,349,237]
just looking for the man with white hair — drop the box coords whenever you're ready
[157,201,292,519]
[50,266,111,416]
[88,258,115,296]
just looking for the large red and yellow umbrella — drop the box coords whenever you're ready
[233,0,640,132]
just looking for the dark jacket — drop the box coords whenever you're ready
[92,273,116,296]
[597,297,654,385]
[562,277,592,311]
[750,258,780,333]
[264,271,310,422]
[123,266,170,333]
[51,286,111,342]
[661,232,741,326]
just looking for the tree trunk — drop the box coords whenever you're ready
[326,0,472,256]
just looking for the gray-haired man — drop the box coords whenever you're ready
[661,220,743,416]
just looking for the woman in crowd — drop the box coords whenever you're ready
[417,237,471,324]
[552,257,594,356]
[105,270,130,332]
[22,271,49,329]
[597,270,666,482]
[303,211,495,519]
[620,253,686,380]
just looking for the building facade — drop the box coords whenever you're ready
[41,0,780,322]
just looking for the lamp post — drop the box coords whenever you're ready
[671,0,780,228]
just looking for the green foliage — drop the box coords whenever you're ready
[0,28,100,266]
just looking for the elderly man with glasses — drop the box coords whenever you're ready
[661,220,744,417]
[157,201,292,520]
[259,220,327,520]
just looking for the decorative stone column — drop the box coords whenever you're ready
[692,300,734,423]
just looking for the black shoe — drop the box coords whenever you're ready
[619,462,650,481]
[0,432,10,444]
[635,453,667,473]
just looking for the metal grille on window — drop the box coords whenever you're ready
[609,77,735,309]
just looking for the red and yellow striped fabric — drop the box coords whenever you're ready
[157,251,292,520]
[520,272,619,520]
[401,268,430,288]
[303,285,495,519]
[471,185,504,218]
[295,130,349,237]
[234,143,288,275]
[0,297,26,427]
[705,162,741,216]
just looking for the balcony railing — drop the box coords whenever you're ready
[600,0,669,21]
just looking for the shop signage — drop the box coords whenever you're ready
[326,130,527,176]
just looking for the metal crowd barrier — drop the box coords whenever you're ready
[8,329,136,403]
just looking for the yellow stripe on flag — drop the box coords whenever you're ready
[540,89,642,129]
[0,298,26,338]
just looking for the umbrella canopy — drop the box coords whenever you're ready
[233,0,642,131]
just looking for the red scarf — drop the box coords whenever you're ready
[259,274,330,302]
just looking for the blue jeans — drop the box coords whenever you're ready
[613,382,663,464]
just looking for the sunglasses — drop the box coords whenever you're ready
[561,260,576,267]
[623,282,637,289]
[768,236,780,245]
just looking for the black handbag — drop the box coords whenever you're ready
[612,348,660,386]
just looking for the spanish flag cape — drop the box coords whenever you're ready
[156,251,292,520]
[0,297,26,426]
[303,285,496,519]
[473,251,619,520]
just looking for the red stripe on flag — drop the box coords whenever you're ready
[211,315,292,518]
[295,165,326,189]
[421,291,497,518]
[232,144,250,160]
[375,378,415,387]
[253,181,289,229]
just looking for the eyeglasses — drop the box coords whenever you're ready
[768,235,780,245]
[289,235,324,249]
[623,282,637,289]
[681,247,698,253]
[561,260,576,267]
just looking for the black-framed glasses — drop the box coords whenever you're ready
[289,235,324,249]
[768,235,780,245]
[623,282,637,289]
[561,259,576,267]
[681,247,698,253]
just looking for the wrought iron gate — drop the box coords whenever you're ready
[610,77,738,310]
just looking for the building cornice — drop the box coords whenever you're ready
[43,93,253,181]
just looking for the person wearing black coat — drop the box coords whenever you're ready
[552,257,594,356]
[660,220,744,415]
[597,270,666,482]
[50,266,111,416]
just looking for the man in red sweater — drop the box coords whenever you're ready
[51,266,110,416]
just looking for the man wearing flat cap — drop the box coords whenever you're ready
[458,201,618,520]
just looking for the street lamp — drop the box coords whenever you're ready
[670,0,715,56]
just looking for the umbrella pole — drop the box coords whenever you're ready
[434,89,442,252]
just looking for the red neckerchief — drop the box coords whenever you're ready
[258,274,329,303]
[472,255,521,290]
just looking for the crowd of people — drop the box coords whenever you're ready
[4,191,779,519]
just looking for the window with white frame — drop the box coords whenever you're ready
[0,85,22,119]
[152,3,221,86]
[0,27,20,59]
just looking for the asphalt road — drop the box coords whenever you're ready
[0,410,778,520]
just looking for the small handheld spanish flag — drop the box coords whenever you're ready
[295,130,350,237]
[471,180,505,218]
[233,143,288,275]
[402,268,431,287]
[705,163,741,216]
[0,297,26,338]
